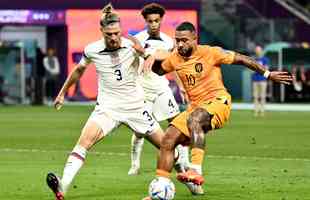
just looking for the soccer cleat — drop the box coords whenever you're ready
[174,162,186,173]
[128,165,140,175]
[174,149,189,173]
[177,170,204,185]
[183,182,204,195]
[46,172,64,200]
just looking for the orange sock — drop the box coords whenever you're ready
[191,148,205,165]
[156,169,171,178]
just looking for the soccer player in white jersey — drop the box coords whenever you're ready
[128,3,190,175]
[45,4,169,200]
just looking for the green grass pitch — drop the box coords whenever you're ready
[0,106,310,200]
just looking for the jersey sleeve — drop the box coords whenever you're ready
[161,53,176,73]
[211,46,235,65]
[166,37,175,52]
[79,48,92,66]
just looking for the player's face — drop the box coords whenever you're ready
[145,14,162,36]
[47,48,54,56]
[101,22,122,50]
[175,30,197,57]
[255,46,263,57]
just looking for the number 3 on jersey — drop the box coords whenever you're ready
[114,69,122,81]
[143,110,153,121]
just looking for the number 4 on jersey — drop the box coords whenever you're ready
[168,99,175,108]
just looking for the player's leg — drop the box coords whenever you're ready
[128,100,153,175]
[175,108,212,186]
[159,125,204,195]
[128,133,144,175]
[128,90,180,175]
[46,121,104,200]
[144,123,191,174]
[60,121,105,193]
[253,81,259,116]
[47,111,117,200]
[127,107,184,167]
[143,126,164,148]
[153,90,190,170]
[156,125,188,174]
[128,127,166,175]
[260,81,267,116]
[144,125,203,198]
[177,95,231,187]
[127,105,190,184]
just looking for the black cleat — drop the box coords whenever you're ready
[46,172,64,200]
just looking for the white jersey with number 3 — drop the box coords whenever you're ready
[79,37,144,111]
[79,37,159,135]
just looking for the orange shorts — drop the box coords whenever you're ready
[170,94,232,138]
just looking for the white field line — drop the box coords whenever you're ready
[232,103,310,111]
[50,102,310,112]
[1,148,310,162]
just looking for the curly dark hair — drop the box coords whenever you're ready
[141,3,166,19]
[176,21,196,33]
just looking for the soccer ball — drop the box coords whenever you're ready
[148,177,175,200]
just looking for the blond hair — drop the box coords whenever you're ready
[100,3,120,27]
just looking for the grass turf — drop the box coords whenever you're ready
[0,105,309,200]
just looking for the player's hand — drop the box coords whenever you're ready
[143,55,155,73]
[53,94,64,110]
[269,71,293,85]
[126,35,145,55]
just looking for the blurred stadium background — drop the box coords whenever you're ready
[0,0,310,200]
[1,0,310,105]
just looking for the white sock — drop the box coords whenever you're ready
[130,134,144,168]
[61,145,87,194]
[176,145,190,168]
[190,164,202,175]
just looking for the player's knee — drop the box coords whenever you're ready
[187,108,212,133]
[160,134,177,151]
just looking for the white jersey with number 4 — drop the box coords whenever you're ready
[134,30,174,101]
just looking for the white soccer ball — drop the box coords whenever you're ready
[148,177,175,200]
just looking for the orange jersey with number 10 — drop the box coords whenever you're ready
[162,45,235,108]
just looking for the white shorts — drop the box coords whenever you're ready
[146,89,180,122]
[86,105,160,137]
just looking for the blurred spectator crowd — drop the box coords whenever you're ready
[295,0,310,11]
[286,63,310,101]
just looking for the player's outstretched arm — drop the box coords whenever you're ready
[126,35,146,56]
[54,64,87,110]
[233,53,293,85]
[143,50,171,75]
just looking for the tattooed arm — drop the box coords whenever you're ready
[234,53,266,74]
[233,53,293,85]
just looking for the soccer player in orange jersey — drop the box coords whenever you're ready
[142,22,293,198]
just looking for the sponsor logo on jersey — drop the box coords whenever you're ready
[195,63,203,73]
